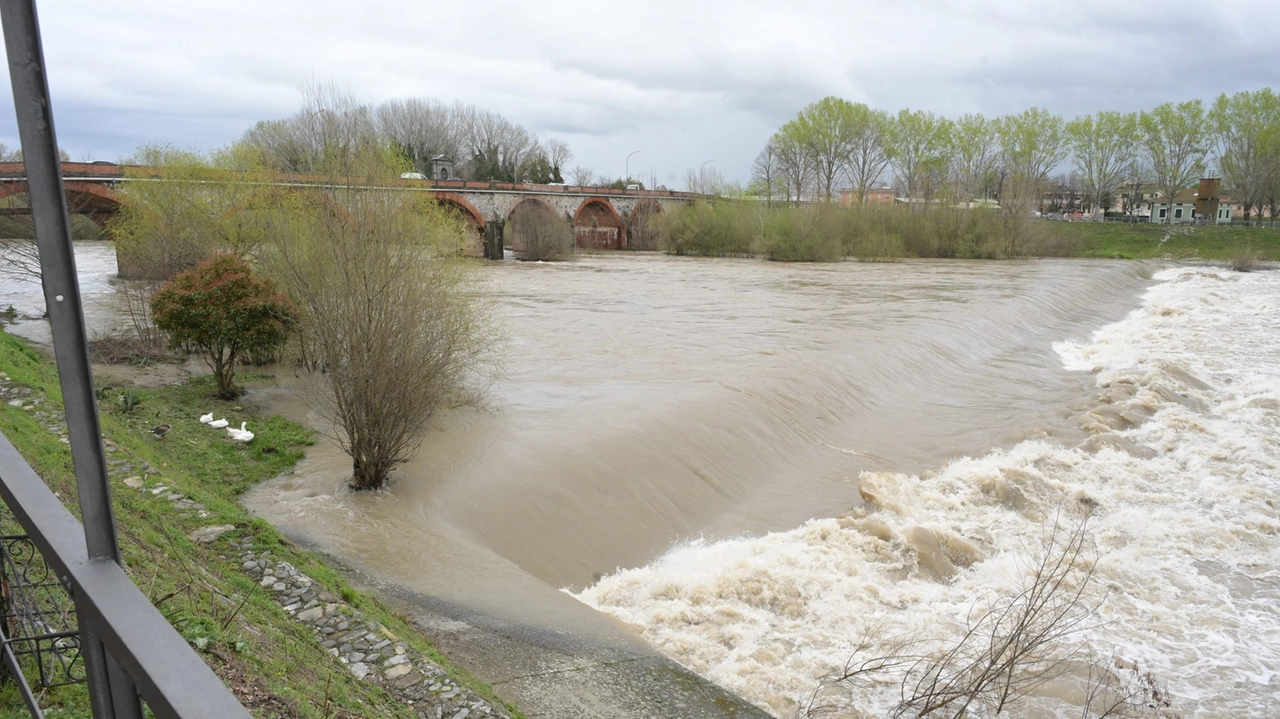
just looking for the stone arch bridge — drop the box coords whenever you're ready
[0,162,703,258]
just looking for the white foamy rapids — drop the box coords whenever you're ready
[574,266,1280,718]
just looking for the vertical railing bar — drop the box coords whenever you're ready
[0,2,141,717]
[1,638,46,719]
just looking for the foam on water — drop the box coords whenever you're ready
[574,266,1280,718]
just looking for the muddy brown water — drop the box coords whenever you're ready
[238,254,1150,625]
[4,245,1155,716]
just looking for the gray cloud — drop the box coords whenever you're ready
[1,0,1277,184]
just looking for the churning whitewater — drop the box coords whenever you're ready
[575,266,1280,718]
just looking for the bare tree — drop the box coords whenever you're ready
[239,81,383,175]
[570,165,595,186]
[264,186,496,490]
[244,86,500,489]
[463,108,537,182]
[686,165,726,195]
[802,509,1179,719]
[751,141,782,207]
[545,139,573,178]
[375,97,466,175]
[508,201,573,260]
[774,126,814,205]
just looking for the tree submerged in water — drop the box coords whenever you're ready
[253,85,499,491]
[150,254,296,399]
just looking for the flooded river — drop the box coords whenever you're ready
[8,245,1277,717]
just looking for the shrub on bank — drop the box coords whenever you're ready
[508,201,574,261]
[758,205,844,262]
[659,201,756,256]
[651,200,1090,261]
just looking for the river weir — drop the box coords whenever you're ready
[7,246,1275,717]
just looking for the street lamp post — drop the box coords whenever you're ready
[699,159,714,194]
[625,150,641,189]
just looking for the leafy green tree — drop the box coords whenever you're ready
[793,97,859,202]
[950,113,1000,205]
[1211,89,1280,220]
[1067,111,1139,216]
[997,108,1068,253]
[1140,100,1210,224]
[151,254,296,399]
[889,109,954,204]
[845,104,894,205]
[110,145,260,280]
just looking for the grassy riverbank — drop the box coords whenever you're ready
[0,329,521,718]
[1044,221,1280,260]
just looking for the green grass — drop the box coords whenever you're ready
[0,330,522,719]
[1045,221,1280,260]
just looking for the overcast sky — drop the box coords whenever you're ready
[2,0,1278,187]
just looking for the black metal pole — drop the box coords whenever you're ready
[0,1,142,716]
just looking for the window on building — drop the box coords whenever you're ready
[1174,208,1183,219]
[1159,208,1167,219]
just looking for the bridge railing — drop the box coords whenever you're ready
[0,432,252,718]
[1,1,252,716]
[0,163,716,201]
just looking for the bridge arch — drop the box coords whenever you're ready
[627,199,663,250]
[505,196,565,255]
[397,193,484,256]
[429,191,486,231]
[0,180,125,227]
[573,197,624,250]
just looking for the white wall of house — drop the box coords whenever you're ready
[1148,200,1233,224]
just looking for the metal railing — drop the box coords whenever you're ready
[0,432,251,718]
[1,1,251,716]
[0,524,87,697]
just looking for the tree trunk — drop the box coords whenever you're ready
[350,454,391,491]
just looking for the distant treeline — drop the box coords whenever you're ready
[236,82,581,185]
[752,90,1280,221]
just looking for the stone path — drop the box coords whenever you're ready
[232,540,510,719]
[1,371,510,719]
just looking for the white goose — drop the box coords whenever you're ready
[199,412,214,424]
[208,418,229,429]
[227,422,254,443]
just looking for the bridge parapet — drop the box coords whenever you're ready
[0,162,708,251]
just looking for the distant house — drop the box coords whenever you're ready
[839,186,894,207]
[1149,179,1233,225]
[1042,183,1088,214]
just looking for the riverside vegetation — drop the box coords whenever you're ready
[647,201,1280,263]
[0,330,521,718]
